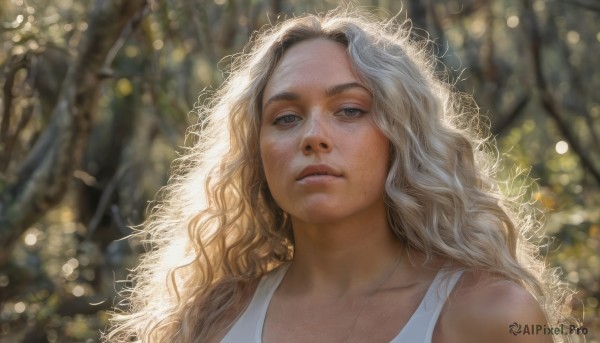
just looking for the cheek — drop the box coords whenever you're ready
[260,136,290,185]
[376,134,390,171]
[361,131,390,185]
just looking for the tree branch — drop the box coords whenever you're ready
[0,54,30,163]
[492,94,530,136]
[0,0,148,266]
[560,0,600,13]
[0,100,35,173]
[522,0,600,185]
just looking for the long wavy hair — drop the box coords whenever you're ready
[105,7,571,342]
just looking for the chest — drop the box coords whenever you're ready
[262,285,428,343]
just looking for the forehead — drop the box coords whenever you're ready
[262,38,363,102]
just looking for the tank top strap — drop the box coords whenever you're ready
[220,264,290,343]
[390,268,464,343]
[222,265,464,343]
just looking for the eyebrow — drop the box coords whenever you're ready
[325,82,369,97]
[262,82,369,112]
[263,92,300,112]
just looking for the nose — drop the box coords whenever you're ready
[300,112,332,154]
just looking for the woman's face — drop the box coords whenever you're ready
[260,38,389,225]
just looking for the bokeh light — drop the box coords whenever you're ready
[555,141,569,154]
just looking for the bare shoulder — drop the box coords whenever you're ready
[433,269,552,343]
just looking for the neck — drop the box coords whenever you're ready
[286,209,406,298]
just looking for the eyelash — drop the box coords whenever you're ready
[272,114,301,126]
[336,108,366,118]
[271,107,367,126]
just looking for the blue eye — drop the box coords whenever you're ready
[337,108,366,118]
[273,114,301,126]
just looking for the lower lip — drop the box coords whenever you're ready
[297,175,341,185]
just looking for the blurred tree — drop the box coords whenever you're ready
[0,0,147,259]
[0,0,147,341]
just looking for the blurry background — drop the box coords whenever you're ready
[0,0,598,341]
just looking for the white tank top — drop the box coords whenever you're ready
[221,264,463,343]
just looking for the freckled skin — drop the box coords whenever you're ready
[259,38,390,225]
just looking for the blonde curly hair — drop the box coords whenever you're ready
[105,6,570,342]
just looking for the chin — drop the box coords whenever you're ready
[289,205,355,225]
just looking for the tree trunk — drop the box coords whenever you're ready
[0,0,147,266]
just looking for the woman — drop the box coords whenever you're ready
[106,7,570,343]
